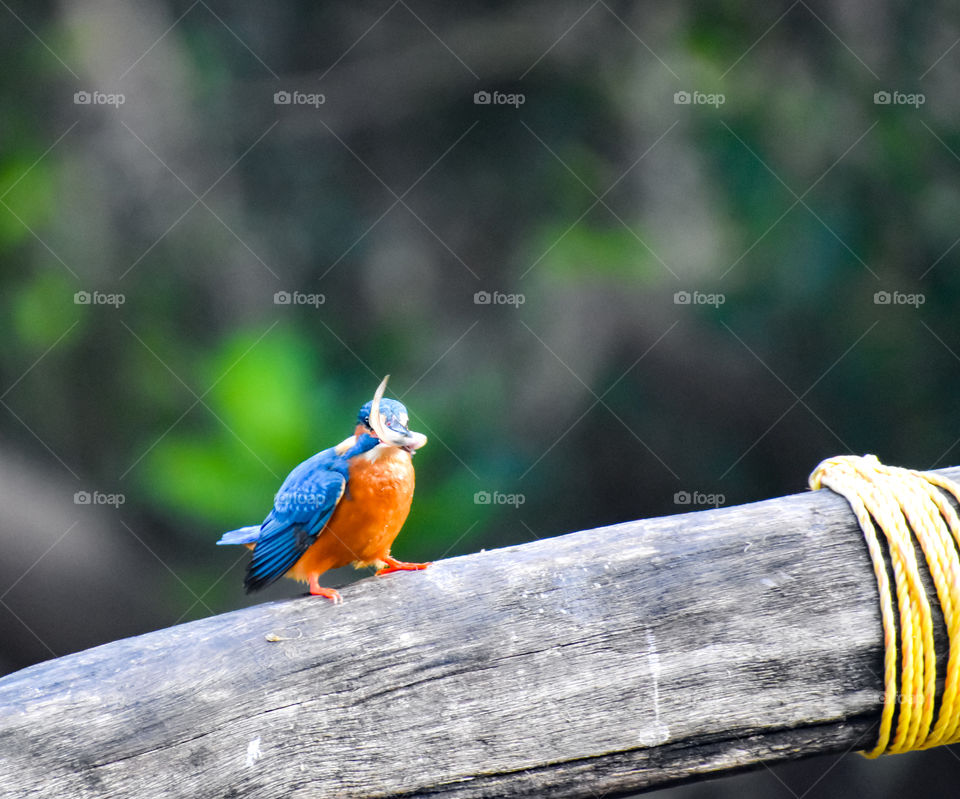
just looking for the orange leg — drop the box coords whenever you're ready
[376,555,431,576]
[308,574,342,604]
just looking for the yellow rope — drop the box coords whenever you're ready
[808,454,960,757]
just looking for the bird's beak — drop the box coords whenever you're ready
[398,428,428,453]
[369,376,428,453]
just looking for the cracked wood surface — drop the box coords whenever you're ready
[4,469,955,798]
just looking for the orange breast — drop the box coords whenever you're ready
[286,445,416,582]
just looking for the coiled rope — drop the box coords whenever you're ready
[809,454,960,757]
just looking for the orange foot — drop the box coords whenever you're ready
[308,574,343,604]
[376,555,432,577]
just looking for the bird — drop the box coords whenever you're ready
[217,376,430,603]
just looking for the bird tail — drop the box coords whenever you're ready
[217,525,262,546]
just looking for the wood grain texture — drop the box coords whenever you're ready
[3,469,957,799]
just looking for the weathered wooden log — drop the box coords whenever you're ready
[3,467,955,799]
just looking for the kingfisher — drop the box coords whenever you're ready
[217,376,429,603]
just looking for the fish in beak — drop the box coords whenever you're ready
[369,376,428,453]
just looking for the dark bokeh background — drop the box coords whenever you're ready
[2,1,960,796]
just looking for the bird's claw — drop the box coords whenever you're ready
[376,557,431,576]
[308,576,343,604]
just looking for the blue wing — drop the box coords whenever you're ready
[243,449,348,593]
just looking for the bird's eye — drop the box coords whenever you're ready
[363,416,370,427]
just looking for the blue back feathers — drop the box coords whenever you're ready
[235,433,381,592]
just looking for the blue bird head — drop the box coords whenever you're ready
[357,397,407,430]
[357,377,427,453]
